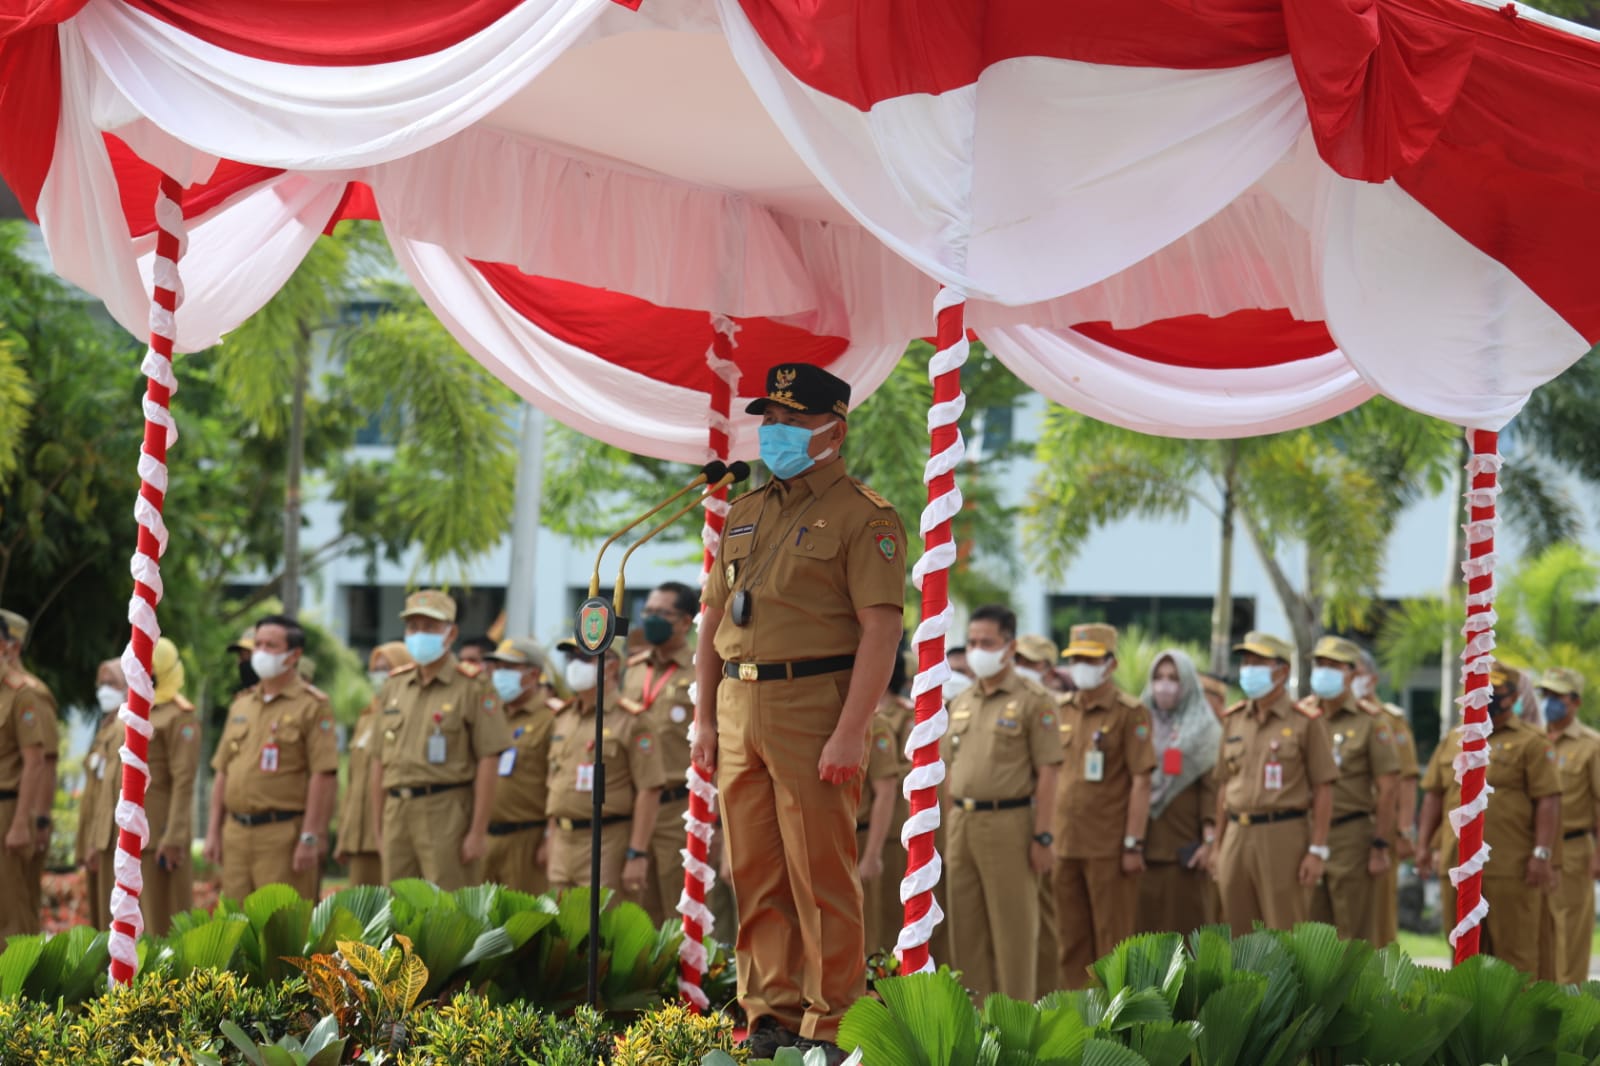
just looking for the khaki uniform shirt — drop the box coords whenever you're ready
[1549,719,1600,836]
[856,714,900,824]
[490,698,555,824]
[146,698,201,849]
[943,670,1061,803]
[1422,715,1560,871]
[375,656,511,789]
[706,461,906,662]
[1307,696,1400,818]
[1146,774,1218,864]
[338,704,382,853]
[1375,702,1420,778]
[78,711,124,858]
[620,643,696,784]
[1215,691,1339,816]
[546,692,666,820]
[0,665,59,792]
[212,676,339,815]
[1056,682,1157,859]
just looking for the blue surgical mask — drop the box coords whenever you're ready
[404,631,447,666]
[1310,667,1347,700]
[1544,695,1570,724]
[492,669,525,702]
[1239,664,1276,699]
[758,422,834,480]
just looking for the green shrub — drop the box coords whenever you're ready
[613,1002,742,1066]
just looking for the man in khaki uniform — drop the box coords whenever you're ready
[483,637,555,895]
[545,641,665,892]
[1303,636,1399,942]
[1210,631,1338,935]
[0,609,59,937]
[693,363,905,1061]
[1016,632,1061,993]
[1535,668,1600,983]
[337,642,412,886]
[1417,663,1560,976]
[943,604,1061,999]
[619,581,699,922]
[1352,647,1418,947]
[204,615,338,902]
[857,707,902,957]
[1054,623,1155,988]
[79,659,126,930]
[370,591,510,890]
[136,637,201,934]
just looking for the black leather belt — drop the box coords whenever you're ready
[555,814,629,831]
[660,784,691,804]
[0,789,16,802]
[724,655,855,682]
[387,781,471,800]
[856,820,871,832]
[1229,809,1306,826]
[1332,811,1373,827]
[951,796,1031,813]
[1565,828,1593,841]
[488,820,541,837]
[231,809,303,827]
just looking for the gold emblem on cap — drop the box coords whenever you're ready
[775,367,797,387]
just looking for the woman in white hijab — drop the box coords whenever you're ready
[1134,648,1224,935]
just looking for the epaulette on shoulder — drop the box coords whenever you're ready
[3,668,33,690]
[456,660,482,678]
[546,696,570,714]
[1384,702,1407,719]
[1224,700,1249,717]
[1357,697,1384,716]
[627,649,652,668]
[389,662,418,676]
[852,479,894,509]
[1296,700,1324,719]
[1116,689,1144,710]
[175,695,196,713]
[619,697,646,716]
[304,683,329,702]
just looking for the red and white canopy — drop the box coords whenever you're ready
[5,0,1597,449]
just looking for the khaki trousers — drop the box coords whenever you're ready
[946,805,1038,999]
[548,820,630,893]
[1136,860,1217,937]
[718,672,865,1043]
[221,818,316,902]
[1054,855,1137,990]
[87,849,115,931]
[0,798,40,937]
[381,789,479,890]
[1037,869,1059,993]
[637,793,689,924]
[484,826,550,896]
[140,848,193,936]
[1373,859,1399,947]
[857,827,891,957]
[1544,834,1594,984]
[1310,816,1379,942]
[345,852,384,888]
[1217,817,1311,935]
[1439,869,1546,977]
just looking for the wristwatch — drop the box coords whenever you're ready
[1032,832,1053,847]
[1370,838,1390,849]
[625,847,649,861]
[1533,845,1552,862]
[298,832,317,847]
[1122,835,1144,852]
[1307,844,1331,861]
[33,816,51,830]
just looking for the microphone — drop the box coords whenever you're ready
[611,462,748,611]
[586,462,726,598]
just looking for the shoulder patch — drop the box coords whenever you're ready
[852,480,894,509]
[1224,700,1249,717]
[389,662,417,675]
[456,661,482,678]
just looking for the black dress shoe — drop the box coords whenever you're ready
[741,1015,800,1059]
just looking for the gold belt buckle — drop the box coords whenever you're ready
[558,817,574,831]
[738,662,759,682]
[399,787,416,800]
[1239,812,1252,826]
[961,798,977,812]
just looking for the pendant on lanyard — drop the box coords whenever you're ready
[427,712,447,764]
[1264,739,1283,791]
[1084,729,1105,782]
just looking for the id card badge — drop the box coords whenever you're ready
[1084,750,1105,783]
[88,752,104,779]
[575,762,595,792]
[259,742,280,773]
[1162,747,1183,776]
[498,747,518,777]
[1264,760,1283,790]
[426,732,447,765]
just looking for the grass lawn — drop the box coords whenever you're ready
[1396,928,1600,966]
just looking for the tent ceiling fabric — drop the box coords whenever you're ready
[1,0,1596,449]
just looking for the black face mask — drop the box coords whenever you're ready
[238,659,260,690]
[640,614,676,646]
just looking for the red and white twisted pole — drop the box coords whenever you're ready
[898,287,965,973]
[1449,428,1500,962]
[679,313,739,1010]
[110,175,185,985]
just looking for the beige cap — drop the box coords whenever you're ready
[0,609,29,644]
[1234,630,1294,662]
[1015,634,1059,665]
[489,637,547,669]
[152,638,185,704]
[555,638,620,662]
[400,589,457,623]
[1062,623,1117,659]
[1538,667,1585,697]
[226,627,255,653]
[1311,636,1362,666]
[1488,661,1521,688]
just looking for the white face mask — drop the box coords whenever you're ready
[966,646,1008,680]
[96,685,125,714]
[1070,661,1110,691]
[942,672,974,702]
[565,658,599,693]
[251,649,292,682]
[1352,675,1374,700]
[1014,666,1044,686]
[368,670,389,689]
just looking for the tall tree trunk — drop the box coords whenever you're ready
[281,348,308,616]
[1438,436,1469,734]
[505,403,546,640]
[1239,506,1315,694]
[1209,442,1240,675]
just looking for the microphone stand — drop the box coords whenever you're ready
[574,462,742,1007]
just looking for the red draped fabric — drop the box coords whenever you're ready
[1071,310,1336,370]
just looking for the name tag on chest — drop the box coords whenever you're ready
[427,733,448,765]
[498,747,517,777]
[259,742,280,773]
[575,762,595,792]
[1264,761,1283,790]
[1084,750,1105,782]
